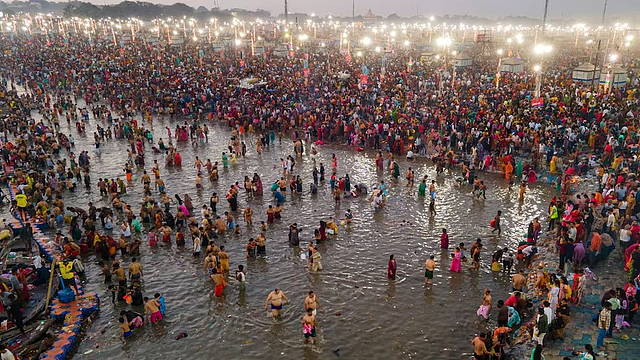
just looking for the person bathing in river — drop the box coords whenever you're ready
[477,288,492,320]
[265,288,289,319]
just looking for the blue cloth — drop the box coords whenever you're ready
[158,295,166,315]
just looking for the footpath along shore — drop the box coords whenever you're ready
[504,212,640,360]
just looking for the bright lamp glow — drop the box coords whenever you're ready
[534,44,552,54]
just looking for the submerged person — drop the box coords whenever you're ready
[120,310,144,328]
[387,254,397,280]
[476,288,492,319]
[119,317,132,341]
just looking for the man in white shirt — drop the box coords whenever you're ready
[0,343,16,360]
[567,223,577,242]
[543,300,555,324]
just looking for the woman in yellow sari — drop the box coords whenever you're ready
[549,155,558,174]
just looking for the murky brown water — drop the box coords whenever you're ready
[9,108,555,359]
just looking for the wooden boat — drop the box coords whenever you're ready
[0,237,59,343]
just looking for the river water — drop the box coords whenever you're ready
[11,110,555,359]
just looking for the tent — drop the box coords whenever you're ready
[572,62,601,83]
[599,64,627,89]
[500,58,524,73]
[453,53,472,67]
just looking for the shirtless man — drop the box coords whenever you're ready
[144,296,163,324]
[210,268,225,297]
[141,171,151,187]
[243,207,253,225]
[477,288,492,319]
[204,252,217,275]
[471,333,489,359]
[302,308,317,344]
[265,288,289,318]
[512,270,527,292]
[155,178,165,193]
[218,246,229,274]
[128,257,143,286]
[256,233,267,255]
[304,291,321,315]
[214,216,226,234]
[424,255,436,285]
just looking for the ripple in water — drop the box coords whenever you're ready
[8,109,555,359]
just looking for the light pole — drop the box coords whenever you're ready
[451,50,456,90]
[607,53,618,95]
[533,43,552,98]
[534,64,541,98]
[436,36,452,92]
[496,49,503,87]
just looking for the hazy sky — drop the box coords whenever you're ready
[93,0,638,22]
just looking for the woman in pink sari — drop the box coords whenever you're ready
[387,254,397,280]
[440,228,449,249]
[450,247,462,273]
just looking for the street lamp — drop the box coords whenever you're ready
[532,44,552,98]
[496,49,503,87]
[534,43,552,54]
[534,64,542,98]
[362,36,371,46]
[605,53,618,94]
[436,37,453,92]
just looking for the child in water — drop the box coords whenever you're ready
[429,197,437,216]
[119,317,132,340]
[345,209,353,224]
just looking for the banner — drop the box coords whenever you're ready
[531,97,544,108]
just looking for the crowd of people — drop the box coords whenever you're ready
[0,30,639,358]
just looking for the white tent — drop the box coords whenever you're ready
[599,64,627,89]
[500,58,524,73]
[572,62,601,83]
[453,53,472,67]
[272,46,290,58]
[170,34,184,45]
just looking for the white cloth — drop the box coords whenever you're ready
[1,349,16,360]
[544,306,555,325]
